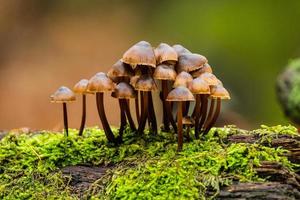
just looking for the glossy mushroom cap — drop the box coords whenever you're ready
[199,72,220,86]
[73,79,91,94]
[210,85,230,100]
[182,116,195,125]
[172,44,191,56]
[87,72,115,93]
[50,86,76,103]
[107,60,134,80]
[173,71,193,88]
[130,75,140,87]
[154,43,178,65]
[153,64,177,80]
[113,82,136,99]
[177,53,208,73]
[188,77,210,94]
[122,41,156,68]
[191,63,213,78]
[135,75,157,91]
[166,86,195,102]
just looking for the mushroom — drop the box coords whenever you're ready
[187,77,210,138]
[130,75,141,122]
[154,43,178,65]
[88,72,116,143]
[122,41,156,69]
[50,86,75,136]
[203,84,230,134]
[113,82,137,142]
[172,44,191,56]
[134,75,157,135]
[182,116,195,142]
[190,63,213,78]
[166,86,195,151]
[73,79,91,136]
[176,53,207,73]
[153,64,177,131]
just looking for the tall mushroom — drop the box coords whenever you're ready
[154,43,178,65]
[203,84,230,134]
[88,72,116,143]
[153,64,177,131]
[73,79,91,136]
[50,86,75,137]
[187,77,210,138]
[166,86,195,151]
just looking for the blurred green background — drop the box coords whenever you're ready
[1,0,300,130]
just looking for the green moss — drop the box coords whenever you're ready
[0,125,298,199]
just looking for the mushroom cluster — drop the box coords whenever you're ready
[50,41,230,151]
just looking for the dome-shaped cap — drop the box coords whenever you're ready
[113,82,136,99]
[88,72,115,93]
[173,71,193,88]
[177,53,207,73]
[130,75,140,87]
[153,64,177,80]
[182,116,195,125]
[188,77,210,94]
[166,86,195,102]
[73,79,92,94]
[107,60,134,80]
[154,43,178,65]
[199,72,219,86]
[210,85,230,100]
[50,86,76,103]
[135,75,157,91]
[122,41,156,68]
[191,63,213,78]
[172,44,191,56]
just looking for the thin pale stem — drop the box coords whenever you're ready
[124,99,137,131]
[198,94,208,134]
[194,94,202,139]
[138,91,148,135]
[204,98,221,134]
[135,92,140,123]
[148,91,157,134]
[204,99,215,129]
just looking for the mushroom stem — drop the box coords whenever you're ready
[161,80,170,131]
[135,92,140,123]
[204,99,215,129]
[138,91,148,135]
[148,91,157,134]
[118,99,127,143]
[96,92,116,143]
[166,100,177,132]
[192,95,201,118]
[194,94,202,139]
[204,98,221,134]
[62,102,69,137]
[177,101,183,151]
[78,94,86,136]
[183,102,190,117]
[197,94,208,137]
[124,99,137,131]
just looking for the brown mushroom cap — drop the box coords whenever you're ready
[177,53,208,73]
[135,75,157,91]
[107,60,134,80]
[172,44,191,56]
[210,85,230,100]
[153,64,177,80]
[121,41,156,68]
[199,72,220,86]
[50,86,76,103]
[154,43,178,65]
[188,77,210,94]
[173,71,193,88]
[87,72,115,93]
[113,82,136,99]
[166,86,195,102]
[130,75,140,87]
[190,63,213,78]
[73,79,92,94]
[182,116,195,125]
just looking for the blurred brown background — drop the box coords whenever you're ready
[1,0,300,131]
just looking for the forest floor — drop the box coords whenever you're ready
[0,125,299,199]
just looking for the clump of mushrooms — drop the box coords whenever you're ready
[50,41,230,151]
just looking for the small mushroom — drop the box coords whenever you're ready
[182,116,195,142]
[88,72,116,143]
[153,64,177,131]
[198,72,220,86]
[107,60,134,83]
[73,79,91,136]
[122,41,156,69]
[188,77,210,138]
[190,63,213,78]
[50,86,75,136]
[166,86,195,151]
[172,44,191,56]
[203,85,230,134]
[154,43,178,65]
[176,53,207,73]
